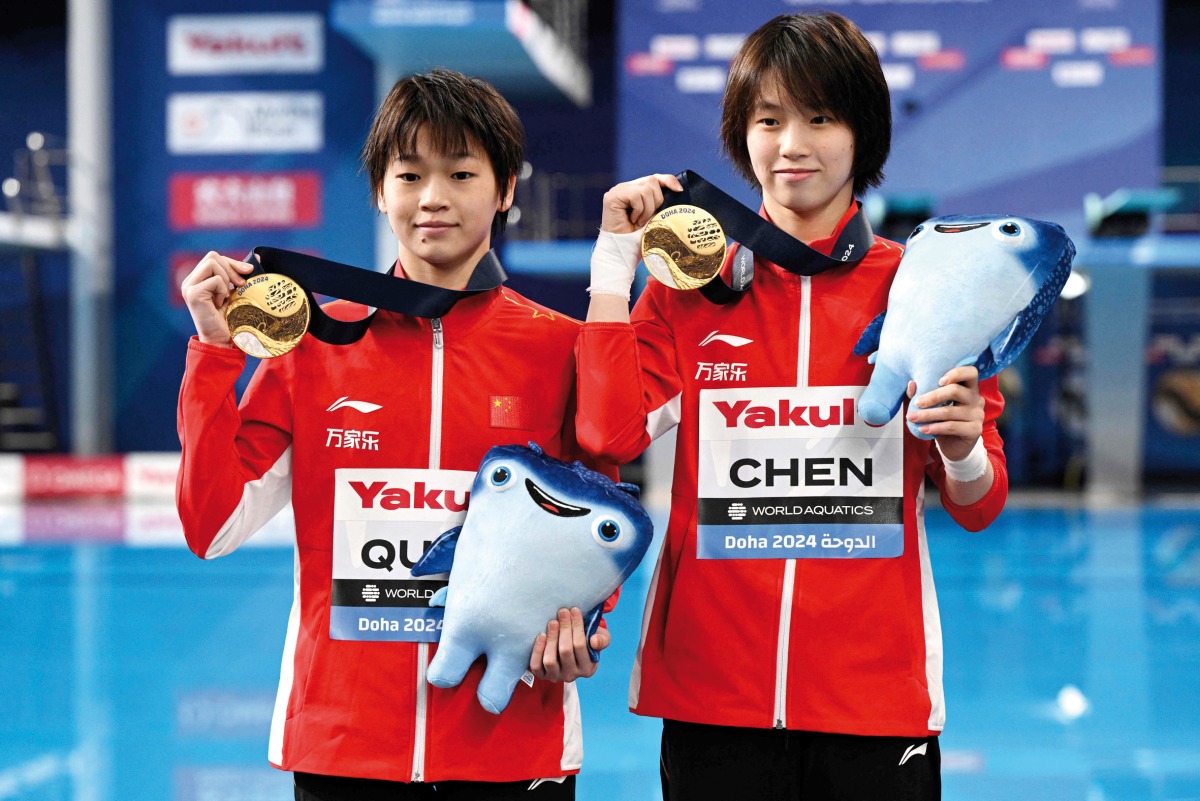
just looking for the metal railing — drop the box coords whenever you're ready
[508,168,613,241]
[3,132,70,220]
[0,132,69,452]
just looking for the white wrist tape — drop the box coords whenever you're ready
[588,229,643,300]
[937,437,989,483]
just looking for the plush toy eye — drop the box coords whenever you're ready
[991,219,1026,245]
[489,465,513,490]
[908,224,925,241]
[592,517,622,547]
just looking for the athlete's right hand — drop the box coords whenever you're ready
[600,173,682,233]
[590,174,684,302]
[180,251,255,346]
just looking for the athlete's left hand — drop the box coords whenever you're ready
[529,607,611,682]
[906,365,985,461]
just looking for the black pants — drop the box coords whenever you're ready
[294,771,576,801]
[660,720,941,801]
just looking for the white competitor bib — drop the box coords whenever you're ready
[329,468,473,641]
[697,386,904,559]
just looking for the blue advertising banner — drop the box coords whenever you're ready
[617,0,1161,240]
[112,1,375,451]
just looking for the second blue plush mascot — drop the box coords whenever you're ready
[853,215,1075,439]
[411,442,654,714]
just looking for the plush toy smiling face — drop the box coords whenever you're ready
[473,443,652,563]
[409,442,655,713]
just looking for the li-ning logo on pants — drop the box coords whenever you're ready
[899,743,928,766]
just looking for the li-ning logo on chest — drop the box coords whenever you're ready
[325,396,383,450]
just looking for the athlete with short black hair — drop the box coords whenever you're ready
[178,69,614,801]
[579,13,1008,801]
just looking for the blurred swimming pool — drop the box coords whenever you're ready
[2,501,1199,801]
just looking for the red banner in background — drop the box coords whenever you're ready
[24,456,125,498]
[169,171,322,230]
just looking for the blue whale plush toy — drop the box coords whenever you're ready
[411,442,654,714]
[854,215,1075,439]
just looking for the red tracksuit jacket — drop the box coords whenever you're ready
[177,284,610,783]
[575,203,1008,737]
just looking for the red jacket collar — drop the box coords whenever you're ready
[759,200,861,257]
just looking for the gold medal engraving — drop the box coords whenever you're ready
[641,205,727,290]
[224,273,310,358]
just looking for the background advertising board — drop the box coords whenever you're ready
[167,13,325,75]
[167,91,324,154]
[112,1,375,451]
[617,0,1160,242]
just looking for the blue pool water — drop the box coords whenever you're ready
[2,501,1198,800]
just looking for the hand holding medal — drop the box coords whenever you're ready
[180,251,311,359]
[594,170,874,305]
[224,272,310,358]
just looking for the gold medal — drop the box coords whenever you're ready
[640,205,727,290]
[224,273,310,358]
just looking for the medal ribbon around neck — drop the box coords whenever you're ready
[651,170,874,304]
[224,247,507,358]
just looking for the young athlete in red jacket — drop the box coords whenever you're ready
[178,70,611,801]
[579,13,1008,801]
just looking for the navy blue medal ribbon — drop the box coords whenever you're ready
[658,170,874,304]
[245,246,507,345]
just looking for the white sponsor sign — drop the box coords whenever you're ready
[0,454,21,502]
[168,92,324,154]
[124,452,181,500]
[1081,27,1131,54]
[168,14,324,75]
[891,30,941,58]
[651,34,700,61]
[882,63,915,91]
[1052,60,1105,88]
[703,34,744,61]
[1027,28,1077,55]
[676,66,726,94]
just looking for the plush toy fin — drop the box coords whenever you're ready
[978,309,1042,381]
[852,311,886,357]
[969,317,1015,380]
[428,586,448,607]
[615,482,642,499]
[409,526,462,577]
[584,604,605,663]
[426,638,478,690]
[858,361,908,426]
[476,653,529,715]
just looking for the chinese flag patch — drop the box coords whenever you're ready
[490,395,532,429]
